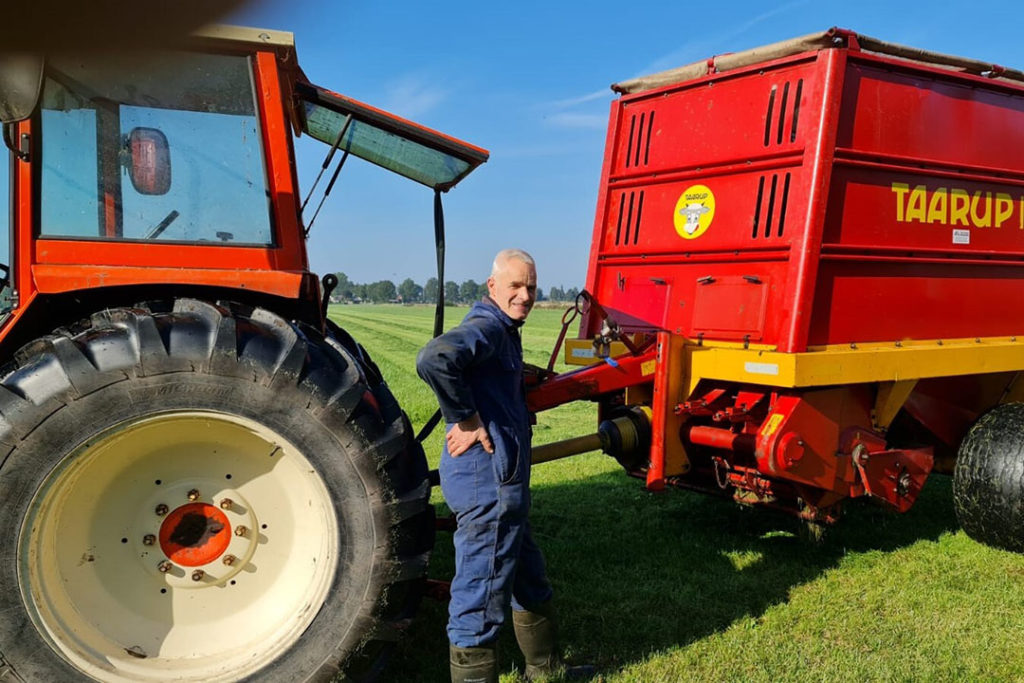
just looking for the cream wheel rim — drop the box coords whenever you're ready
[19,411,339,682]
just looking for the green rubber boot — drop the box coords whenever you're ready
[449,643,498,683]
[513,603,594,681]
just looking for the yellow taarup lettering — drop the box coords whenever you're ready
[892,183,1021,229]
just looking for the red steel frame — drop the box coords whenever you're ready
[1,45,310,349]
[30,50,307,295]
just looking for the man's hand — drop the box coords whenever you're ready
[446,413,494,457]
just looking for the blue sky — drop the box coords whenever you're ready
[227,0,1024,292]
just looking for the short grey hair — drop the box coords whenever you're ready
[491,248,535,277]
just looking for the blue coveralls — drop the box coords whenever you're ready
[416,298,553,648]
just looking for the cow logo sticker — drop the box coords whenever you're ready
[674,184,716,239]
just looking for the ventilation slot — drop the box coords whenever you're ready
[763,78,803,146]
[790,79,803,143]
[624,111,655,168]
[763,87,776,147]
[751,172,792,238]
[614,190,645,245]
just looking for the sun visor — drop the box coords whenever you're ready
[295,81,488,191]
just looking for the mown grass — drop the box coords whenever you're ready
[330,304,1024,683]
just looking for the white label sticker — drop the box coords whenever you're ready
[953,229,970,245]
[744,362,779,376]
[571,348,595,358]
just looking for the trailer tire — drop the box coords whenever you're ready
[0,299,433,681]
[953,402,1024,553]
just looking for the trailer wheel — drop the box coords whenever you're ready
[953,403,1024,552]
[0,299,432,681]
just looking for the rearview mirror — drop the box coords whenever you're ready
[126,127,171,195]
[0,54,44,123]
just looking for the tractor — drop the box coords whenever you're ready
[0,25,486,681]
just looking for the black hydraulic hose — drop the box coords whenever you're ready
[432,188,445,338]
[418,189,446,444]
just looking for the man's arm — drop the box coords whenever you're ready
[416,321,497,456]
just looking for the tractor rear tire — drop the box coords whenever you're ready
[953,402,1024,552]
[0,299,433,681]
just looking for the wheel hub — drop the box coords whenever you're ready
[136,482,260,587]
[159,502,231,566]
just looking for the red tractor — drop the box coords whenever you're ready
[0,26,485,681]
[529,29,1024,553]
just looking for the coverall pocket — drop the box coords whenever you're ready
[491,426,521,486]
[439,442,484,512]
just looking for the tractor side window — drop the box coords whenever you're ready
[39,53,273,245]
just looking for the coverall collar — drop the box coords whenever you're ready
[478,296,526,330]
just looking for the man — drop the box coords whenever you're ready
[417,249,582,683]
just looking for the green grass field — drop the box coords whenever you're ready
[329,304,1024,683]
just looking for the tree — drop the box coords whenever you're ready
[535,287,545,302]
[444,281,460,305]
[424,277,439,304]
[566,286,580,302]
[460,279,482,304]
[398,278,422,303]
[332,272,354,300]
[549,286,565,301]
[366,280,396,303]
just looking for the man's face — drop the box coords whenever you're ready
[487,257,537,322]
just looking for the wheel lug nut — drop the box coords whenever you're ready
[187,489,201,502]
[222,554,237,566]
[157,560,173,573]
[142,534,156,546]
[219,498,233,510]
[191,570,205,582]
[234,525,248,537]
[155,504,169,516]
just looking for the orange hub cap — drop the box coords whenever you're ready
[159,502,231,567]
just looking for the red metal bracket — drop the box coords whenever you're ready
[852,445,934,513]
[527,346,657,413]
[828,27,861,50]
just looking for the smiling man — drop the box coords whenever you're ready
[417,249,587,682]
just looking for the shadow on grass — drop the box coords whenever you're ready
[385,467,958,682]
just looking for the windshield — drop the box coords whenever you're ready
[297,83,488,191]
[39,52,273,245]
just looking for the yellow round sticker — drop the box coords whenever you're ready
[673,184,716,239]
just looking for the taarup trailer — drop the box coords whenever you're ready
[529,28,1024,552]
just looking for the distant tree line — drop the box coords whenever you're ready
[330,272,580,304]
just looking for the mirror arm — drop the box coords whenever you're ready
[2,123,28,161]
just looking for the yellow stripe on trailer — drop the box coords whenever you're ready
[686,336,1024,394]
[564,339,629,365]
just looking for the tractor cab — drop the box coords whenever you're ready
[0,25,486,349]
